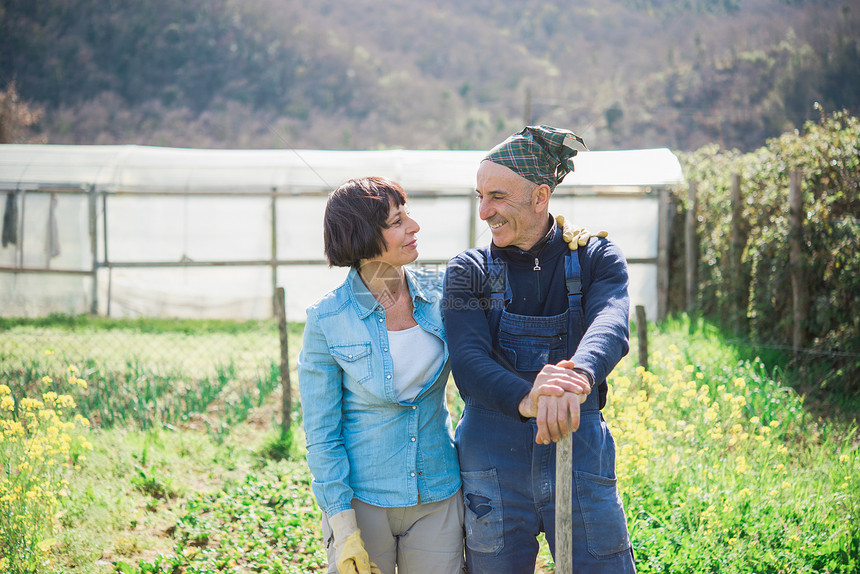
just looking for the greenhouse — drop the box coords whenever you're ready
[0,144,684,321]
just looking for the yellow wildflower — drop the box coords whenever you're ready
[57,395,76,409]
[39,409,57,421]
[21,398,44,410]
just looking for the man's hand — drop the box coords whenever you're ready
[518,360,591,445]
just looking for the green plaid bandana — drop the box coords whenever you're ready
[483,125,588,190]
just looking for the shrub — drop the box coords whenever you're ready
[676,110,860,395]
[0,373,93,573]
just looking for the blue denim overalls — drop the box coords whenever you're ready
[455,247,636,573]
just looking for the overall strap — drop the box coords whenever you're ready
[566,250,600,410]
[484,245,511,337]
[565,251,585,338]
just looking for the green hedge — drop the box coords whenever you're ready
[674,110,859,394]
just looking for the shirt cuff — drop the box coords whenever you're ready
[572,367,594,390]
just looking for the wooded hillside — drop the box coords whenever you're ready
[1,0,857,151]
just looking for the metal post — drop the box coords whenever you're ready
[656,188,671,321]
[468,194,477,249]
[89,185,99,315]
[17,189,26,269]
[555,433,573,574]
[271,189,279,317]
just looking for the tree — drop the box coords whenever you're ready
[0,81,42,143]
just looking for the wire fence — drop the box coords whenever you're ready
[0,320,298,440]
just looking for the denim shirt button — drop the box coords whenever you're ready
[411,437,416,442]
[387,374,392,379]
[410,472,416,477]
[412,406,417,410]
[378,318,384,323]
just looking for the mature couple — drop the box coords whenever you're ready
[298,126,636,574]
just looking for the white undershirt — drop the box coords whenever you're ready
[387,325,444,402]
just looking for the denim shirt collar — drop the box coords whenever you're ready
[346,267,431,319]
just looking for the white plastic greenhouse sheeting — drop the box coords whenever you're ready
[0,144,684,321]
[0,144,683,191]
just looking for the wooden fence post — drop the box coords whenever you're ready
[275,287,292,435]
[555,432,573,574]
[685,182,698,316]
[730,174,743,332]
[788,170,806,356]
[636,304,648,371]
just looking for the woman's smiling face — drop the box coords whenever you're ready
[371,199,420,267]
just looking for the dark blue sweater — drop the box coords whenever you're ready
[442,222,630,419]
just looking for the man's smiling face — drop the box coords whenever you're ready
[476,160,549,250]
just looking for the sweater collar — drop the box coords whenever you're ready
[491,214,562,263]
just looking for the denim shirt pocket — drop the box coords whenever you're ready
[330,343,372,384]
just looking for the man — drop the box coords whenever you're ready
[443,125,636,573]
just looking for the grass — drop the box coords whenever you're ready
[612,315,859,573]
[0,317,300,441]
[1,314,857,573]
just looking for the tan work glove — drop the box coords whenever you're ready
[329,509,383,574]
[556,214,608,251]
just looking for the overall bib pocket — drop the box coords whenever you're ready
[461,468,505,554]
[497,309,570,372]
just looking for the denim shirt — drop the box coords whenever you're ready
[298,267,461,517]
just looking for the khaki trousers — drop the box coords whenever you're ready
[322,491,465,574]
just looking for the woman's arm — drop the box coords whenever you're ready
[297,308,354,517]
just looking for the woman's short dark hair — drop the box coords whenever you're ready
[324,176,407,268]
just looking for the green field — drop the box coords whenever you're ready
[0,316,857,573]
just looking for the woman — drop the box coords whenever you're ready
[298,176,464,574]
